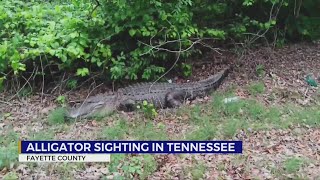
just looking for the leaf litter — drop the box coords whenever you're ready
[0,43,319,179]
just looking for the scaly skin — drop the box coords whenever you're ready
[67,67,230,118]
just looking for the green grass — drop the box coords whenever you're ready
[245,100,266,119]
[139,154,158,179]
[186,123,217,140]
[42,90,319,143]
[131,122,168,140]
[99,118,168,140]
[99,119,129,140]
[181,91,320,139]
[190,163,206,179]
[3,172,19,180]
[283,157,306,173]
[47,107,67,124]
[247,82,265,95]
[0,130,19,170]
[108,154,157,179]
[29,129,55,140]
[0,87,318,179]
[256,64,266,77]
[291,106,320,126]
[182,157,207,179]
[221,118,244,138]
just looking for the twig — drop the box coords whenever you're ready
[198,41,223,55]
[244,0,284,46]
[148,26,183,93]
[304,87,309,97]
[294,0,302,18]
[65,72,102,95]
[139,38,201,55]
[0,100,12,106]
[49,72,66,94]
[8,67,36,101]
[88,0,100,19]
[40,55,45,103]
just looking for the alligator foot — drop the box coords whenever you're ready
[165,90,188,108]
[118,99,136,112]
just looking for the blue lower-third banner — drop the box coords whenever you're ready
[19,141,242,154]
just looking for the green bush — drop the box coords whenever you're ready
[0,0,319,87]
[0,0,108,79]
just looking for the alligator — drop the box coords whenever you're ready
[68,67,230,118]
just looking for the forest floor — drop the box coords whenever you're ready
[0,43,320,179]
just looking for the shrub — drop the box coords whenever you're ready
[1,0,320,87]
[0,0,109,82]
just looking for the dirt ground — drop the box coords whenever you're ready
[0,43,319,179]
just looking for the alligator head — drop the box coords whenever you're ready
[67,95,117,118]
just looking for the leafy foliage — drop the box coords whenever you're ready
[0,0,319,87]
[108,154,157,179]
[0,0,108,82]
[137,100,158,119]
[56,95,66,106]
[114,154,157,179]
[66,79,78,89]
[255,64,265,77]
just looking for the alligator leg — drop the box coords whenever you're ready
[118,99,136,112]
[165,90,189,108]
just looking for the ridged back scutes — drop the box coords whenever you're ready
[120,67,229,96]
[195,68,227,89]
[67,67,229,118]
[120,82,177,95]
